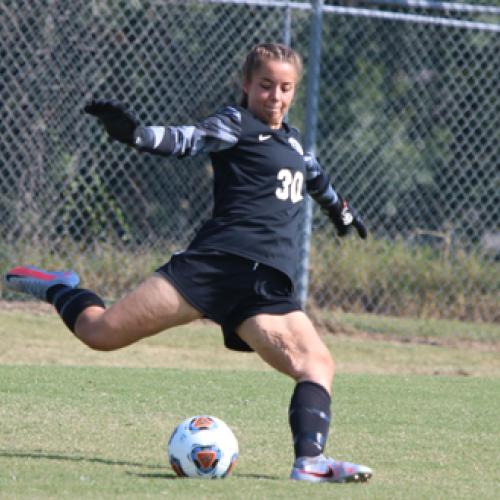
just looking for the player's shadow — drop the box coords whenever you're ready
[127,471,280,480]
[125,471,177,479]
[2,449,280,481]
[233,472,281,480]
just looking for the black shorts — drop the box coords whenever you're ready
[156,249,302,352]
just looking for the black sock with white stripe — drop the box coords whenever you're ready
[289,381,331,459]
[47,285,105,332]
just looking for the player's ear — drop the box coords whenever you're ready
[242,79,250,95]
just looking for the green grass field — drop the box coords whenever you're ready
[1,306,499,499]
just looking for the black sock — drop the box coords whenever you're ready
[289,381,331,459]
[47,285,105,332]
[46,284,67,303]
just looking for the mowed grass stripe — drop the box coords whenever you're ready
[1,365,499,499]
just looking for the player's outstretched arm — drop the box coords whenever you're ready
[305,154,367,239]
[133,106,241,157]
[84,100,241,158]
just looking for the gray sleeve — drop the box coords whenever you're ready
[304,153,339,207]
[133,106,241,157]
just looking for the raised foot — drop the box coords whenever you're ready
[5,265,80,301]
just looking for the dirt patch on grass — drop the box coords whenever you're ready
[310,310,500,353]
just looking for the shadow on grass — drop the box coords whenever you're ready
[0,449,163,470]
[125,471,177,479]
[126,471,281,480]
[1,450,280,480]
[234,473,281,480]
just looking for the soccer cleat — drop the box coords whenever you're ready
[4,265,80,301]
[290,454,372,483]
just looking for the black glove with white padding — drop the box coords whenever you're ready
[325,197,368,239]
[84,99,139,145]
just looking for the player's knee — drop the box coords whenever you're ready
[298,347,335,384]
[73,309,119,351]
[75,329,115,351]
[321,350,335,379]
[81,335,117,351]
[315,349,335,377]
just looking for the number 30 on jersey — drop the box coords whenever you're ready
[275,169,304,203]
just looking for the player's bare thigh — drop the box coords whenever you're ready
[236,311,334,392]
[74,273,203,350]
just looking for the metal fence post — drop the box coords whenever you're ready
[298,0,324,307]
[283,2,292,46]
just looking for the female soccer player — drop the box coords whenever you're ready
[6,43,372,483]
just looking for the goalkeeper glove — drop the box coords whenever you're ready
[84,99,139,145]
[325,198,368,239]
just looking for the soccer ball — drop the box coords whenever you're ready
[168,415,238,478]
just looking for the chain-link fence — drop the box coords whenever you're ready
[1,0,499,322]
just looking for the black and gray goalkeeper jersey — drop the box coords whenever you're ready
[136,106,338,284]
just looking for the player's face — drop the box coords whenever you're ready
[243,60,297,129]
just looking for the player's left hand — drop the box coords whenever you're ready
[84,99,139,145]
[326,198,368,239]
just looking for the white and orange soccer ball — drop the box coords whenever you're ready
[167,415,238,478]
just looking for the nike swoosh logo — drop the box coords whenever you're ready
[7,267,57,281]
[298,465,335,479]
[259,134,271,141]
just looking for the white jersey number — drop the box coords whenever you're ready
[275,169,304,203]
